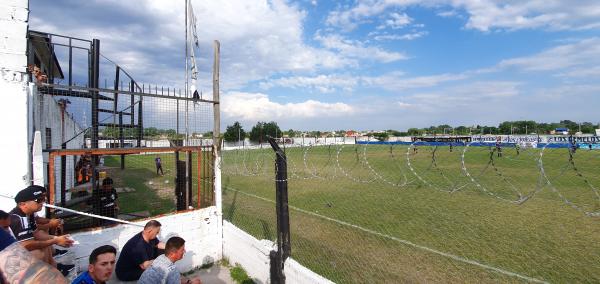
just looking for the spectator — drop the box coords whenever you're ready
[0,210,14,239]
[0,240,68,283]
[139,236,201,284]
[87,177,118,226]
[115,220,165,281]
[8,185,75,276]
[0,224,16,252]
[71,245,117,284]
[21,186,69,258]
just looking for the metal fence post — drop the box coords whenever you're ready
[268,137,290,284]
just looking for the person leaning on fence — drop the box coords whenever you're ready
[138,236,202,284]
[115,220,165,281]
[87,177,118,226]
[8,185,75,276]
[71,245,117,284]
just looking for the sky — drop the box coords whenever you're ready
[29,0,600,132]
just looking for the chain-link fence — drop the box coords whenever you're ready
[221,143,600,283]
[35,61,216,232]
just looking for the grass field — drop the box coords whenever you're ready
[101,151,214,216]
[220,144,600,283]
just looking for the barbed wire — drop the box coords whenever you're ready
[222,143,600,214]
[539,144,600,216]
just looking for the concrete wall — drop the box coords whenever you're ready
[69,207,222,274]
[32,90,84,202]
[223,221,333,284]
[0,0,30,211]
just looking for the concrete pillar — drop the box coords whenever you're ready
[0,0,30,210]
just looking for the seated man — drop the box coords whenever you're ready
[0,210,14,239]
[72,245,117,284]
[26,186,69,258]
[115,220,165,281]
[8,185,75,276]
[87,177,118,226]
[0,222,16,251]
[139,236,201,284]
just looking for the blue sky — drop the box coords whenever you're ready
[30,0,600,131]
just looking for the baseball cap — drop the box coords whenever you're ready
[15,185,46,203]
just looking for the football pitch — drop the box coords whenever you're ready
[220,144,600,283]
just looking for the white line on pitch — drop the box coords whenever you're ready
[224,186,548,284]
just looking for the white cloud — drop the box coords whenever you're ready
[259,74,358,93]
[315,33,408,63]
[326,0,421,31]
[437,10,458,17]
[30,0,350,91]
[221,92,354,122]
[382,12,412,29]
[326,0,600,32]
[397,101,412,108]
[496,37,600,72]
[363,72,468,91]
[373,31,428,41]
[556,66,600,78]
[532,84,600,100]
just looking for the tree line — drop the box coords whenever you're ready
[99,127,212,139]
[404,120,598,136]
[223,120,599,143]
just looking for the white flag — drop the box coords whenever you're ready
[188,0,199,81]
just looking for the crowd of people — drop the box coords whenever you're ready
[0,185,202,284]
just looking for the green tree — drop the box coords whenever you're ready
[455,126,467,135]
[144,127,159,137]
[580,122,595,134]
[286,129,296,138]
[407,128,420,136]
[223,121,246,142]
[249,121,281,142]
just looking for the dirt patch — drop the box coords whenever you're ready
[146,178,176,200]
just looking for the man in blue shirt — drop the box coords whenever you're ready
[0,225,16,251]
[71,245,117,284]
[115,220,165,281]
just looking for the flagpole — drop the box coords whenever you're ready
[185,0,189,144]
[184,0,190,208]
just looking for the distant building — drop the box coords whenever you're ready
[345,130,358,137]
[553,128,569,135]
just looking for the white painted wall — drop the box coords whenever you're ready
[69,207,221,275]
[32,90,84,202]
[223,221,271,282]
[0,0,30,211]
[223,221,333,284]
